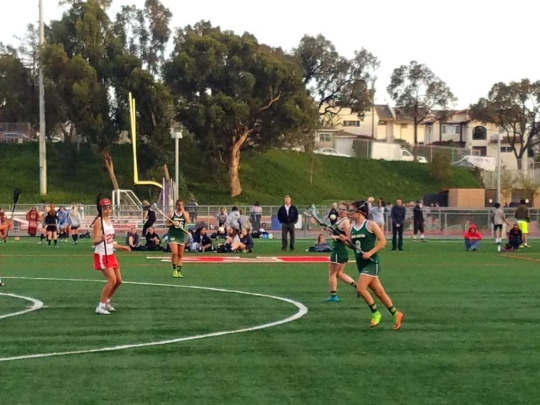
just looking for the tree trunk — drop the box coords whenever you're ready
[102,150,120,190]
[228,130,250,197]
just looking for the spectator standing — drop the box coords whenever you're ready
[370,198,385,229]
[186,197,198,222]
[45,205,59,248]
[250,202,263,231]
[514,199,530,248]
[238,209,252,232]
[277,195,299,251]
[68,204,82,244]
[26,206,40,237]
[141,200,157,236]
[216,207,228,229]
[492,202,509,245]
[226,206,241,230]
[57,206,69,242]
[390,199,406,251]
[412,200,426,241]
[464,223,482,251]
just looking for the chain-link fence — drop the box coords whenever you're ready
[6,203,538,240]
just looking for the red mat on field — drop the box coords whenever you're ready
[146,255,330,263]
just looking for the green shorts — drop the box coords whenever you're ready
[330,247,349,264]
[355,257,381,277]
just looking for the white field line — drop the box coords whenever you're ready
[0,293,43,319]
[0,277,308,362]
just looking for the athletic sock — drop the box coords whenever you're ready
[330,290,337,297]
[368,303,378,313]
[47,239,51,246]
[54,240,58,246]
[387,305,397,315]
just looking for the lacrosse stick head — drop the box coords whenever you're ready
[304,204,330,227]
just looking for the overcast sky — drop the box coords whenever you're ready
[1,0,538,110]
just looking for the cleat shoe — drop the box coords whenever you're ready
[393,311,404,330]
[172,269,180,278]
[177,271,184,278]
[324,296,340,302]
[105,303,116,312]
[95,305,111,315]
[370,311,382,328]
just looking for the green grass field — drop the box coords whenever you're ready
[1,237,539,405]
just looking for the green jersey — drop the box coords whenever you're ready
[167,210,187,244]
[350,219,381,276]
[330,218,349,263]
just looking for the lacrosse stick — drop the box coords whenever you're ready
[4,188,22,242]
[152,203,190,234]
[96,193,108,263]
[304,204,343,236]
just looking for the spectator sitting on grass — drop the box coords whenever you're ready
[125,228,145,251]
[306,233,332,252]
[192,226,214,252]
[464,223,482,251]
[504,222,522,252]
[237,228,254,253]
[145,227,162,251]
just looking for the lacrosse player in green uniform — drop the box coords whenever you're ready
[341,200,404,330]
[167,199,190,278]
[324,202,357,302]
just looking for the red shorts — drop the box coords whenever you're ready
[93,253,119,270]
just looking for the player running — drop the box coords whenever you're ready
[340,200,404,330]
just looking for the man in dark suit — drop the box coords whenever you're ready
[391,199,406,251]
[277,195,299,252]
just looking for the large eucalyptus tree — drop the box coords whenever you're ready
[164,22,318,197]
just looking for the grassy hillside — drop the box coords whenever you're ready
[0,143,482,205]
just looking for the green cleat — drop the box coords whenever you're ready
[172,269,180,278]
[324,296,340,302]
[370,311,382,328]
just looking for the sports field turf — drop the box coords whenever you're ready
[1,237,539,405]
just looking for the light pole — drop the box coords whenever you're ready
[38,0,47,195]
[171,130,183,200]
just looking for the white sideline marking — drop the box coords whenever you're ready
[0,293,43,319]
[0,277,308,362]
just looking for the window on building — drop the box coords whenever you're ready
[342,120,360,127]
[378,120,387,125]
[318,133,332,142]
[472,126,487,140]
[442,124,460,135]
[500,146,512,153]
